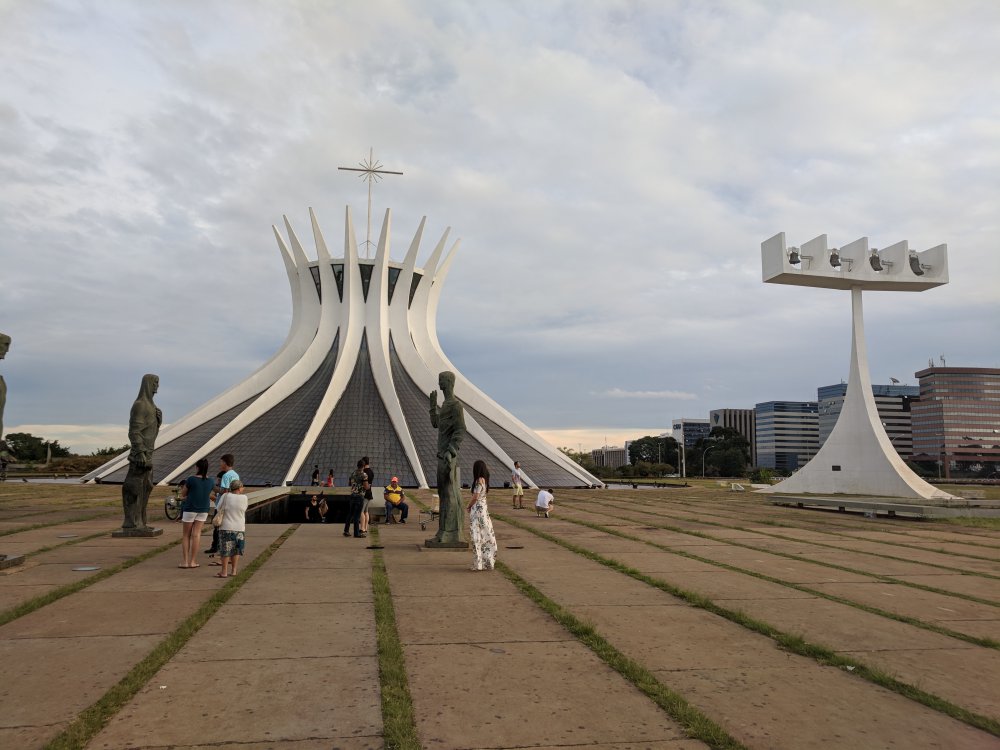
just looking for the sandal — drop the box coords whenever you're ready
[209,561,223,566]
[214,572,228,578]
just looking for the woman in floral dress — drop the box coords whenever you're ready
[467,459,497,571]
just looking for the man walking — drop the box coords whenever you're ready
[511,461,526,509]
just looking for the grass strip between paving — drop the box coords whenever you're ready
[495,512,1000,739]
[369,527,421,750]
[42,525,298,750]
[0,538,182,628]
[594,495,1000,587]
[611,489,1000,551]
[26,529,116,558]
[0,513,117,538]
[575,501,1000,645]
[496,560,749,750]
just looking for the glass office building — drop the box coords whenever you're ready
[754,401,819,472]
[910,367,1000,479]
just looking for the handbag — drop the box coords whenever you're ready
[212,495,225,528]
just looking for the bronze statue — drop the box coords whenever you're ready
[427,371,467,546]
[0,332,9,443]
[120,374,162,532]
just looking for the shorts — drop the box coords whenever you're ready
[218,530,246,558]
[512,484,524,496]
[361,498,371,513]
[182,511,209,523]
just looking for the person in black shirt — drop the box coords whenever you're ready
[305,494,325,523]
[361,456,375,535]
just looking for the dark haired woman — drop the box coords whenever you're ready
[467,459,497,571]
[179,458,213,569]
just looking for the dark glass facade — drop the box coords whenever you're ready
[754,401,818,471]
[910,367,1000,479]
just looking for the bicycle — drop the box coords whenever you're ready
[164,491,183,521]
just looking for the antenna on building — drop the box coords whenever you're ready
[890,377,900,385]
[929,358,934,368]
[940,355,946,367]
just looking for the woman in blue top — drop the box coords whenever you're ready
[180,458,213,569]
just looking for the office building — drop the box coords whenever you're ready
[818,383,919,458]
[754,401,819,471]
[671,419,711,450]
[590,446,630,470]
[709,408,756,465]
[911,367,1000,479]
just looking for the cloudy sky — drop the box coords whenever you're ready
[2,0,999,455]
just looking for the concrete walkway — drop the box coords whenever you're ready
[1,486,999,749]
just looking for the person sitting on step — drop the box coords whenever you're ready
[383,476,409,524]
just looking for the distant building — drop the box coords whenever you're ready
[709,408,756,465]
[818,383,919,458]
[754,401,819,472]
[590,446,630,470]
[671,419,711,450]
[910,367,1000,479]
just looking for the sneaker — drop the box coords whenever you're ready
[343,532,350,537]
[399,519,406,524]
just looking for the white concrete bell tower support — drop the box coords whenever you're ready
[759,232,956,500]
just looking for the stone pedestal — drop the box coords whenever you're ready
[424,539,469,549]
[0,553,25,569]
[112,527,164,538]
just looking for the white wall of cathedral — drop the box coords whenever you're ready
[159,209,347,485]
[413,241,598,487]
[282,207,369,485]
[93,218,321,482]
[389,224,516,482]
[361,210,429,487]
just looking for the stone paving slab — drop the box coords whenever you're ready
[229,565,373,605]
[90,655,381,749]
[803,549,961,577]
[0,524,289,748]
[177,601,373,661]
[0,589,208,638]
[0,634,162,728]
[405,641,691,748]
[654,570,816,601]
[710,595,978,652]
[394,593,571,644]
[132,741,381,750]
[90,523,382,749]
[0,583,51,610]
[841,646,1000,720]
[932,618,1000,641]
[530,743,706,750]
[573,603,799,671]
[660,666,994,750]
[494,519,997,749]
[636,541,874,584]
[601,551,721,574]
[816,540,1000,575]
[382,528,699,749]
[0,724,68,749]
[807,581,1000,624]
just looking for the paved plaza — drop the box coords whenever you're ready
[1,482,998,749]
